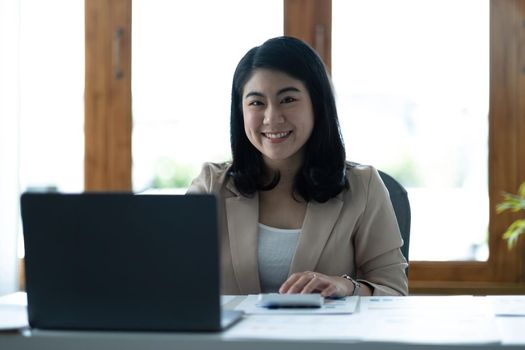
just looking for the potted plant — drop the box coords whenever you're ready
[496,182,525,249]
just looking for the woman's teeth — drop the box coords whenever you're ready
[264,131,290,139]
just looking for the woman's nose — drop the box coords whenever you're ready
[263,104,285,125]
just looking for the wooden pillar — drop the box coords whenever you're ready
[284,0,332,72]
[84,0,132,191]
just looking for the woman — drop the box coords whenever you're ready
[188,36,408,297]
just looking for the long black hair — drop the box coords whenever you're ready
[229,36,348,203]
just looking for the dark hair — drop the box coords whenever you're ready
[229,36,348,203]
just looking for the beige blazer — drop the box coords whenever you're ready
[188,162,408,296]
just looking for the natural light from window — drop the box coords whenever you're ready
[332,0,489,261]
[17,0,84,259]
[19,0,84,193]
[132,0,283,193]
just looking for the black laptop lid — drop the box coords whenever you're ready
[21,192,222,331]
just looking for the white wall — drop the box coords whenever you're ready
[0,0,20,295]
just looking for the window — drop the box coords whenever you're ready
[3,0,521,295]
[0,0,21,294]
[0,0,84,293]
[83,0,525,294]
[332,0,489,261]
[19,0,84,193]
[132,0,283,192]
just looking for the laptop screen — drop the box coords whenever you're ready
[21,192,227,331]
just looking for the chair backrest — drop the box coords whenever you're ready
[378,170,411,265]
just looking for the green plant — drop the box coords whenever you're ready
[496,182,525,250]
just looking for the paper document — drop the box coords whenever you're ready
[0,292,28,331]
[221,295,237,306]
[225,297,501,344]
[234,294,359,314]
[223,314,367,340]
[357,296,500,344]
[488,295,525,316]
[0,292,27,306]
[496,317,525,345]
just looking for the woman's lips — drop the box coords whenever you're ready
[262,131,292,141]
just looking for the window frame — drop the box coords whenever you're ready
[84,0,525,294]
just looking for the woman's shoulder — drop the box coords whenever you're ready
[345,161,377,180]
[200,161,232,176]
[344,161,384,193]
[187,161,232,193]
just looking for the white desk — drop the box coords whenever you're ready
[1,294,525,350]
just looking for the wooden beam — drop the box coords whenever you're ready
[84,0,132,191]
[284,0,332,72]
[409,281,525,296]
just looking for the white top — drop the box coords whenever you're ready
[257,223,301,293]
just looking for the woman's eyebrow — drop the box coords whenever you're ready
[245,91,264,99]
[277,86,301,95]
[244,86,301,99]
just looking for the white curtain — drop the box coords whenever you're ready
[0,0,20,295]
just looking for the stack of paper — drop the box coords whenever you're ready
[0,292,28,331]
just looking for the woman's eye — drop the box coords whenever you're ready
[248,100,264,106]
[281,96,296,104]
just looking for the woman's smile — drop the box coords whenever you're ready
[262,130,293,143]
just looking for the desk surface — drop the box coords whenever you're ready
[1,294,525,350]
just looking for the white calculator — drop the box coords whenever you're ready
[257,293,324,308]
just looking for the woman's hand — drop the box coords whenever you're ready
[278,271,353,298]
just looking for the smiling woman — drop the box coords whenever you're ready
[187,36,408,297]
[81,0,525,296]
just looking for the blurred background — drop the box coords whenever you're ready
[2,0,521,296]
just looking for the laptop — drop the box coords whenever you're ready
[20,192,243,332]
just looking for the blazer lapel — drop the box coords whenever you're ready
[289,195,343,274]
[225,190,261,294]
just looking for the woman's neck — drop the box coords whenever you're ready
[262,153,303,193]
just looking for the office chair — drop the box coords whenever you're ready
[378,170,411,266]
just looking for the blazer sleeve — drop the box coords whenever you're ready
[353,167,409,296]
[186,163,213,194]
[186,162,231,194]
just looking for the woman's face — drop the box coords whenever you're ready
[242,69,314,169]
